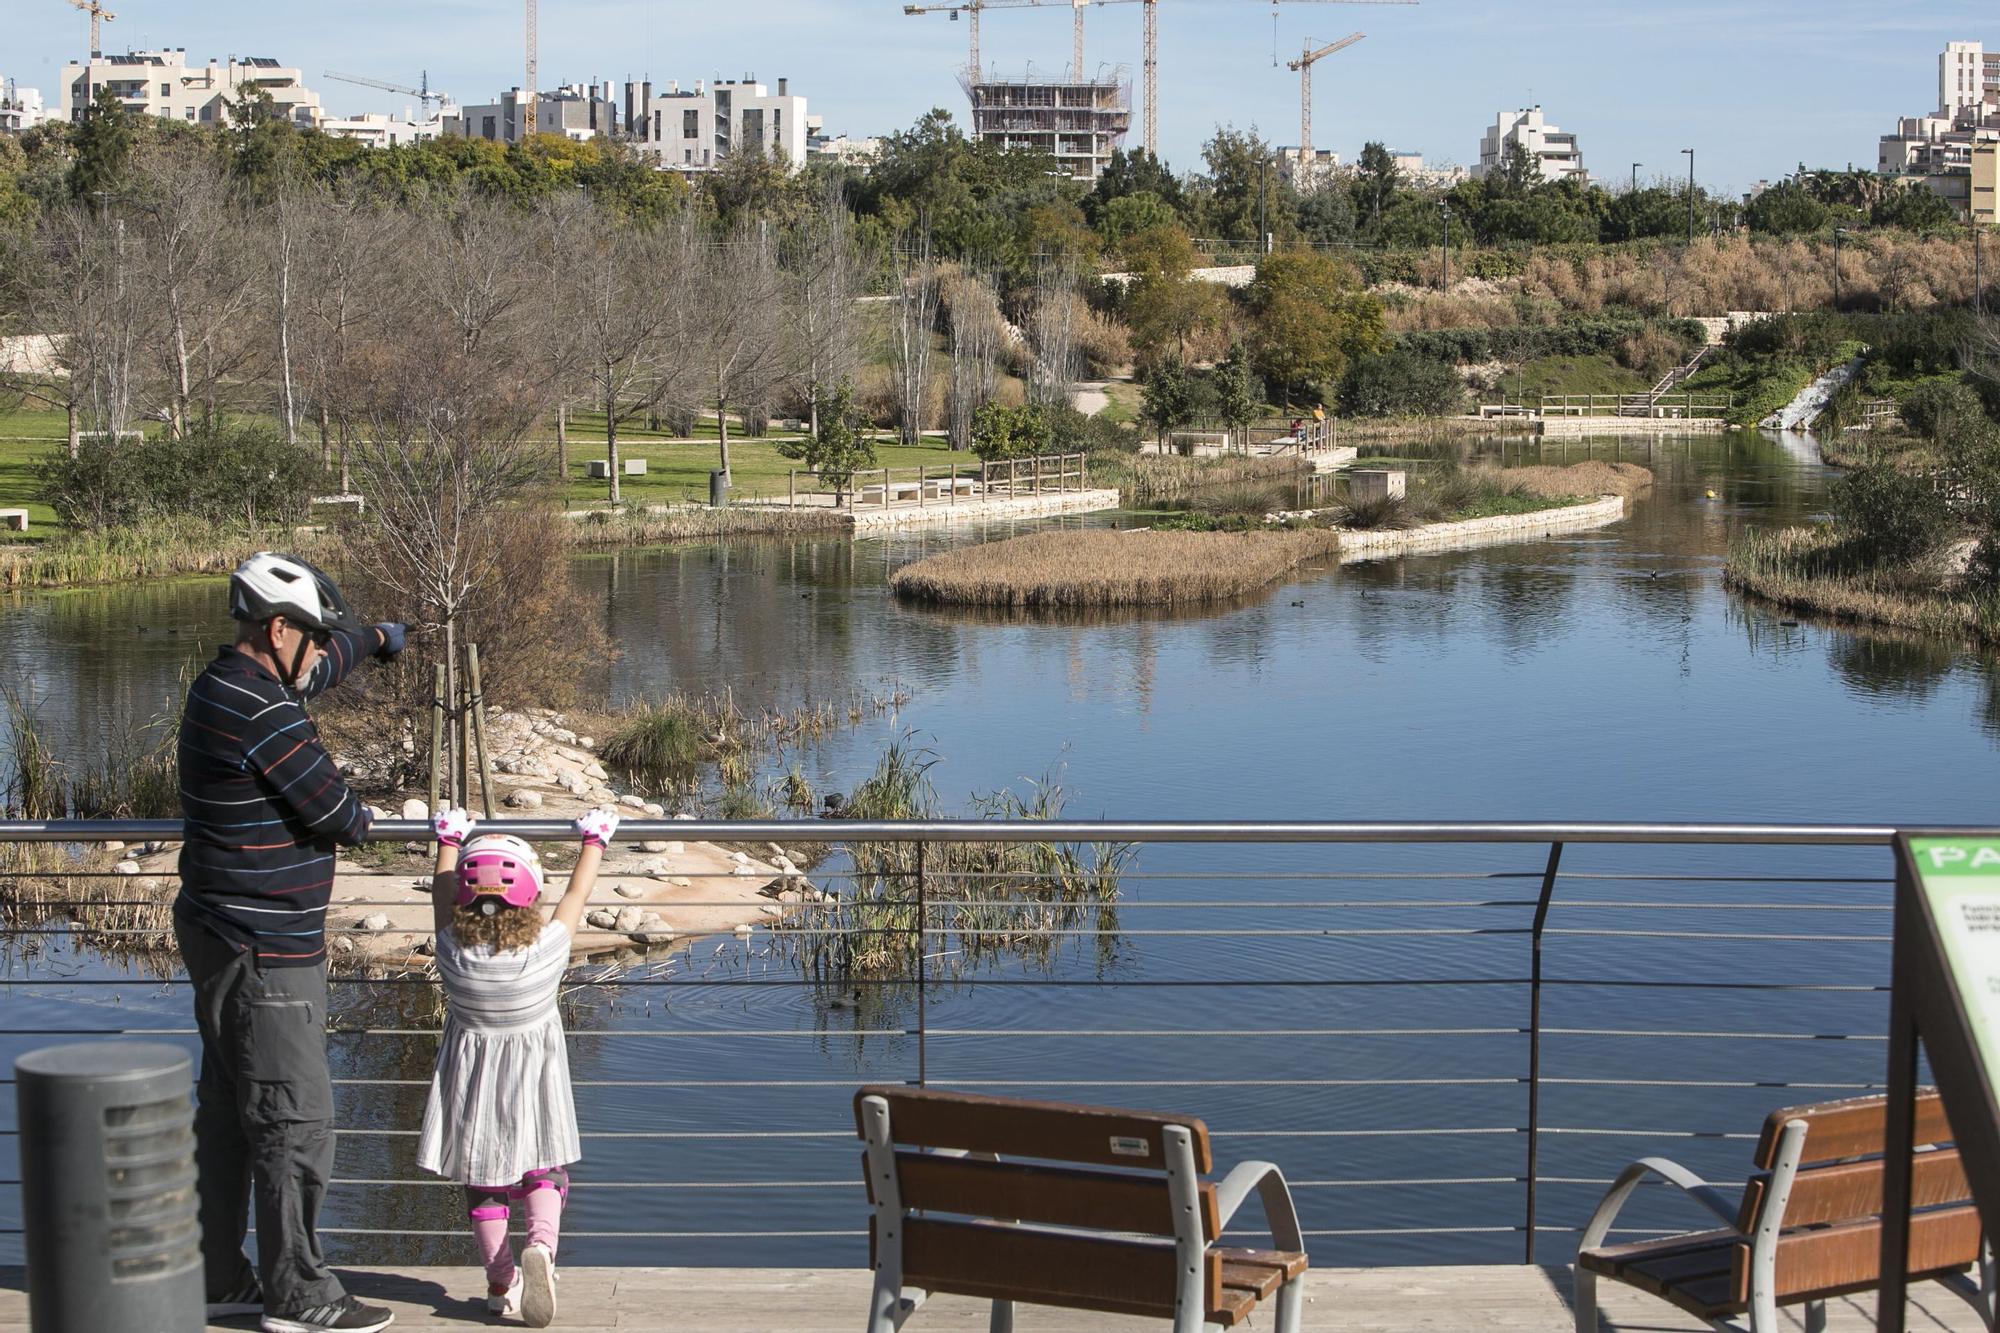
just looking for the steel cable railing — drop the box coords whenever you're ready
[0,818,1963,1265]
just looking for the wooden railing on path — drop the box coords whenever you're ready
[784,453,1089,510]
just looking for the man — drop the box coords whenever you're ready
[175,552,407,1333]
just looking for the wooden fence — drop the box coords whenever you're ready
[785,453,1088,510]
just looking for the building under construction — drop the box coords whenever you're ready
[961,69,1131,180]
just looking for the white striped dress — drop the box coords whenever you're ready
[417,920,581,1186]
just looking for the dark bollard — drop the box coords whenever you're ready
[15,1042,203,1333]
[710,468,730,508]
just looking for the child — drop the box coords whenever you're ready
[417,806,619,1327]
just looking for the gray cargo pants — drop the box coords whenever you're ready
[176,914,346,1314]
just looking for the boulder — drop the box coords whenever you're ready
[583,762,608,781]
[619,794,646,810]
[113,859,140,875]
[732,864,758,877]
[401,798,430,820]
[613,906,645,934]
[767,843,789,860]
[505,789,544,810]
[585,908,618,930]
[102,841,125,852]
[670,877,692,888]
[333,936,357,954]
[733,923,754,936]
[673,812,696,822]
[632,912,674,944]
[577,736,596,750]
[730,851,751,865]
[614,883,646,899]
[639,841,674,854]
[642,802,665,818]
[359,914,390,932]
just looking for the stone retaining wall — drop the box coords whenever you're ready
[1539,415,1726,438]
[1334,495,1627,562]
[842,488,1123,531]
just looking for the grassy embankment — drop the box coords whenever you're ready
[1726,526,2000,644]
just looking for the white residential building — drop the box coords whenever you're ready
[1276,147,1341,190]
[1878,40,2000,219]
[1941,41,2000,119]
[1,79,47,133]
[320,100,454,149]
[57,49,323,128]
[450,76,809,171]
[1473,106,1586,184]
[1392,151,1467,188]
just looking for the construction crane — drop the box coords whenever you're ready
[1287,32,1361,169]
[67,0,115,55]
[324,69,445,114]
[523,0,537,141]
[903,1,1094,83]
[903,0,1413,157]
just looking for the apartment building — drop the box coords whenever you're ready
[1472,107,1586,184]
[450,77,809,171]
[57,49,322,128]
[0,80,46,133]
[963,71,1131,180]
[1878,40,2000,220]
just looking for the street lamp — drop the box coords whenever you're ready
[1681,148,1695,245]
[1632,162,1641,194]
[1439,200,1451,291]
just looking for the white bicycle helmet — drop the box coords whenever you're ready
[229,553,364,636]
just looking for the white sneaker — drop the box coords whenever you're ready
[520,1244,557,1328]
[485,1269,522,1318]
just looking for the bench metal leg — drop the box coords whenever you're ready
[988,1299,1013,1333]
[1572,1268,1598,1333]
[1802,1299,1826,1333]
[1273,1276,1303,1332]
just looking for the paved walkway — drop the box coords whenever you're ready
[0,1265,1985,1331]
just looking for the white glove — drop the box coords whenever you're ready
[575,807,620,849]
[434,808,475,848]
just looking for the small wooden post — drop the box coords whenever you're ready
[788,469,796,509]
[428,662,445,823]
[457,675,472,818]
[466,643,495,820]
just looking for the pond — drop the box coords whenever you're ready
[2,430,1996,1269]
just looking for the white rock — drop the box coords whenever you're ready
[639,841,673,854]
[665,841,685,856]
[619,794,646,810]
[505,789,544,810]
[730,851,750,865]
[401,798,430,820]
[363,805,386,822]
[613,906,645,933]
[642,802,665,818]
[673,812,696,821]
[577,736,596,750]
[138,877,161,893]
[585,909,618,929]
[733,923,754,936]
[360,914,390,931]
[732,864,758,877]
[670,877,692,888]
[113,859,140,875]
[102,841,125,852]
[584,762,608,781]
[614,883,646,899]
[776,857,798,876]
[767,843,789,860]
[629,858,669,876]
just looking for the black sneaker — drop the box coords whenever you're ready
[261,1295,395,1333]
[207,1278,264,1317]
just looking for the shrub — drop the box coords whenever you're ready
[1337,350,1466,418]
[971,402,1054,461]
[1829,463,1952,566]
[39,425,324,530]
[1900,380,1987,443]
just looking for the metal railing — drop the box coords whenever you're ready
[0,818,1954,1268]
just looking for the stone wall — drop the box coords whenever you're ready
[844,488,1123,532]
[1334,495,1627,562]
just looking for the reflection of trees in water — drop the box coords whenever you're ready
[1825,632,1957,705]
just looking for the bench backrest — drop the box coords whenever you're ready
[1730,1090,1979,1305]
[855,1086,1223,1319]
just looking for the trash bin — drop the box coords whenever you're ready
[15,1042,203,1333]
[709,469,730,508]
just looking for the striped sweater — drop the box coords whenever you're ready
[174,627,386,965]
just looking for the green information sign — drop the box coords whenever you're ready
[1906,838,2000,1102]
[1907,839,2000,1072]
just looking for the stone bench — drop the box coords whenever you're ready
[0,508,27,532]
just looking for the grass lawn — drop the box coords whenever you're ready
[0,409,75,535]
[1498,353,1651,402]
[1097,381,1143,426]
[555,427,971,507]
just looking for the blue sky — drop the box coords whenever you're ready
[4,0,1991,191]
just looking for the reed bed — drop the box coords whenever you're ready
[1724,526,2000,642]
[0,518,335,590]
[1479,461,1654,500]
[1092,452,1310,504]
[598,685,909,797]
[890,528,1341,609]
[769,741,1131,981]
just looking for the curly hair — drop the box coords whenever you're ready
[450,904,546,953]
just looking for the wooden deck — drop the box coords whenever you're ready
[0,1265,1986,1331]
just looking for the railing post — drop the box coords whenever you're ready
[915,839,928,1089]
[1525,840,1564,1263]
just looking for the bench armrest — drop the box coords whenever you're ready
[1214,1160,1304,1253]
[1577,1156,1740,1254]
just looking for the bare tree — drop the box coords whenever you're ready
[1026,254,1083,412]
[889,229,941,446]
[294,187,403,494]
[944,265,1005,451]
[688,226,788,481]
[787,180,864,438]
[2,201,142,454]
[567,215,695,503]
[528,191,596,483]
[127,144,256,436]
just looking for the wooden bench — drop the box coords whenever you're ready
[855,1086,1305,1333]
[1574,1090,1989,1332]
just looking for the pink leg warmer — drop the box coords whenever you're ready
[515,1166,569,1258]
[464,1185,515,1286]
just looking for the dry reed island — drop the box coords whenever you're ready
[892,461,1651,610]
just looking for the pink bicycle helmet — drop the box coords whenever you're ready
[456,834,545,916]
